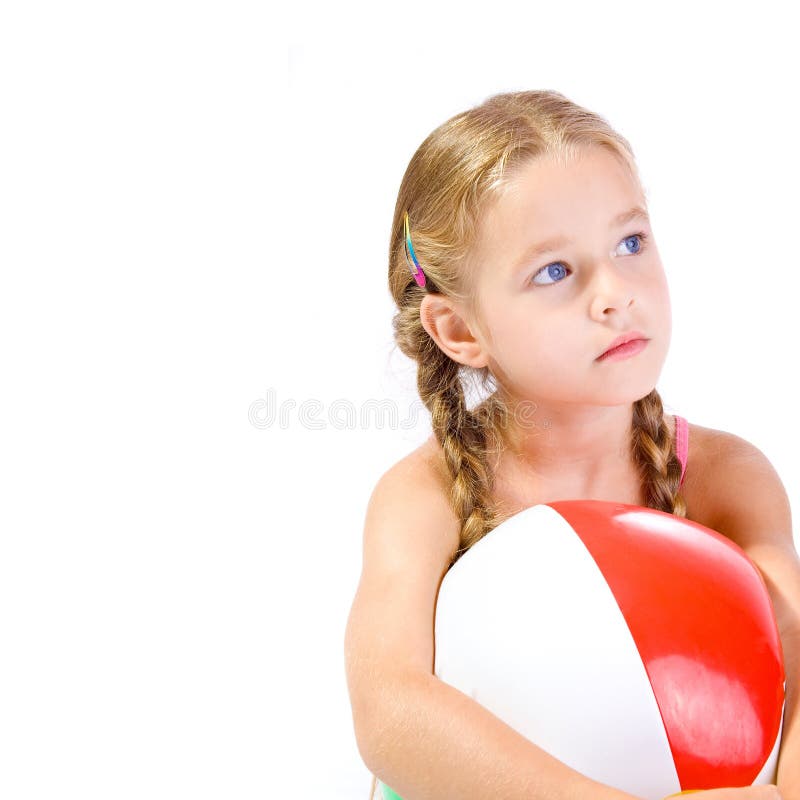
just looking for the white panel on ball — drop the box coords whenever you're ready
[433,504,681,799]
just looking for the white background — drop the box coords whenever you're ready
[1,2,798,798]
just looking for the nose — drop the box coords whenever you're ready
[588,261,636,320]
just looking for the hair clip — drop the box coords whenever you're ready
[403,211,427,288]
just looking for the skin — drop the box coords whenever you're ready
[419,145,673,499]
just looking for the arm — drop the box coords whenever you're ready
[777,623,800,799]
[704,433,800,800]
[359,673,644,800]
[741,546,800,799]
[358,666,642,800]
[344,455,643,800]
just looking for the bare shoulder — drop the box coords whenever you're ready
[345,439,460,687]
[683,421,792,550]
[689,421,781,478]
[363,438,463,586]
[365,438,461,571]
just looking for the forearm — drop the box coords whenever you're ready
[777,627,800,799]
[359,670,642,800]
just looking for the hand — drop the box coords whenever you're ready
[665,786,782,799]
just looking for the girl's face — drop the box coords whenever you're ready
[463,146,672,412]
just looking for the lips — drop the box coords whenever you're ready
[598,331,648,360]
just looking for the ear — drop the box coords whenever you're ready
[419,294,489,369]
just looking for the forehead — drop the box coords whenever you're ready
[470,148,644,269]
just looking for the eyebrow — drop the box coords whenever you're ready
[512,205,651,271]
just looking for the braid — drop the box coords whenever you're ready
[416,343,507,567]
[631,389,688,518]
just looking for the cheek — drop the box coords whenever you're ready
[534,324,588,372]
[649,276,672,346]
[489,313,568,373]
[645,270,671,318]
[659,281,672,327]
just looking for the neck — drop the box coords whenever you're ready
[496,397,639,494]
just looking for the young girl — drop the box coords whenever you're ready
[344,90,799,800]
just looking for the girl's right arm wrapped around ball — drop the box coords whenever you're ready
[344,457,644,800]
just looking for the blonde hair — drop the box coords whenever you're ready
[389,89,687,571]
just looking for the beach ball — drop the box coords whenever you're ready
[378,500,785,800]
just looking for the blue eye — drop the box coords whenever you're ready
[619,233,644,255]
[530,232,649,287]
[532,263,569,286]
